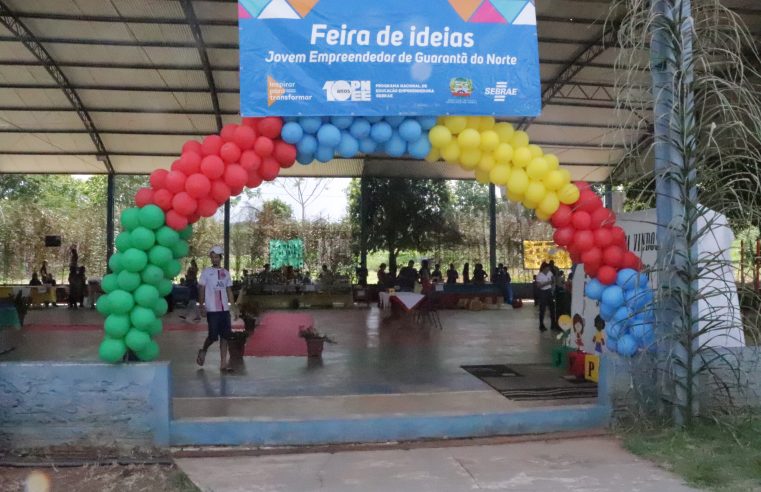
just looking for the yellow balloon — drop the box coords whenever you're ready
[512,130,530,148]
[506,189,524,203]
[494,122,515,143]
[512,147,532,167]
[458,128,481,149]
[535,209,552,222]
[480,130,500,152]
[478,153,496,172]
[538,192,560,216]
[475,168,491,184]
[425,148,441,163]
[526,157,550,180]
[507,168,529,195]
[558,168,572,184]
[489,164,511,185]
[445,116,467,134]
[528,144,544,159]
[441,141,461,163]
[460,148,482,168]
[437,116,445,125]
[525,180,547,205]
[543,169,565,191]
[494,143,514,164]
[558,182,581,205]
[479,116,496,131]
[522,197,539,210]
[428,125,453,148]
[545,153,560,170]
[466,116,482,129]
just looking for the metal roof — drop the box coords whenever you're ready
[0,0,757,181]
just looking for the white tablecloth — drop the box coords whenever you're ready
[379,292,425,311]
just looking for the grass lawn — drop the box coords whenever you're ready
[622,416,761,491]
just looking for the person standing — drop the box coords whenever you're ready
[377,263,391,290]
[446,264,459,284]
[472,263,487,284]
[462,262,470,284]
[536,262,558,332]
[196,246,236,372]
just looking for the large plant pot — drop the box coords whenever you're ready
[306,338,324,358]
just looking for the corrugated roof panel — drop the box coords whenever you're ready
[0,88,70,107]
[213,71,240,91]
[77,90,214,113]
[0,110,84,129]
[0,153,106,174]
[111,155,173,174]
[0,132,94,152]
[89,112,219,133]
[0,65,57,85]
[20,18,137,42]
[193,1,237,22]
[10,0,114,17]
[200,25,236,45]
[206,48,237,68]
[102,134,191,155]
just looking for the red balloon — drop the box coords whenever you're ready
[254,136,274,157]
[135,187,154,207]
[197,197,218,218]
[553,227,575,247]
[166,209,189,231]
[550,204,573,229]
[610,226,627,247]
[185,173,212,199]
[581,247,602,268]
[182,140,202,155]
[230,184,245,196]
[177,151,202,175]
[258,157,280,181]
[576,190,602,213]
[585,262,600,278]
[571,211,592,230]
[240,150,262,172]
[622,251,642,271]
[594,228,613,249]
[574,230,595,251]
[201,135,224,156]
[201,155,225,180]
[153,189,174,211]
[241,117,260,128]
[246,171,263,189]
[590,207,615,229]
[187,212,201,225]
[164,170,187,194]
[597,265,618,285]
[257,117,283,139]
[150,169,168,190]
[574,181,591,193]
[220,142,242,164]
[233,125,257,150]
[210,180,231,205]
[224,164,248,191]
[172,192,198,217]
[603,245,625,269]
[567,244,582,264]
[274,141,297,167]
[220,124,238,142]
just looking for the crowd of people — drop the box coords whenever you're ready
[27,245,89,309]
[533,260,571,333]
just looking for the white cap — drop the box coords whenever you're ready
[209,245,224,255]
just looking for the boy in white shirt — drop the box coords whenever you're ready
[196,246,236,371]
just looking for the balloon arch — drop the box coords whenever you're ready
[96,115,655,363]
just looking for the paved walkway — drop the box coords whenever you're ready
[175,437,697,492]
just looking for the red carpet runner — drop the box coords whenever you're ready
[243,312,314,357]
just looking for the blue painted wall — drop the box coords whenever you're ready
[0,362,171,449]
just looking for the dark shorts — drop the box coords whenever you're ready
[206,311,232,342]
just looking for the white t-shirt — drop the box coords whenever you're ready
[536,271,554,291]
[199,267,233,312]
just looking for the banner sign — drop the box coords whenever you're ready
[523,240,572,270]
[269,239,304,269]
[239,0,541,117]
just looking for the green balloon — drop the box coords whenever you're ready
[171,240,189,259]
[122,248,148,273]
[99,337,127,363]
[108,252,124,273]
[130,227,156,251]
[152,298,168,317]
[141,264,164,285]
[117,270,141,292]
[147,318,163,337]
[179,225,192,240]
[104,314,130,338]
[138,204,165,230]
[130,306,156,330]
[115,231,132,252]
[157,278,173,297]
[101,273,119,293]
[136,340,160,362]
[96,295,112,315]
[163,259,182,280]
[148,245,173,267]
[121,208,141,231]
[125,328,150,352]
[108,289,135,315]
[156,226,180,248]
[134,284,160,308]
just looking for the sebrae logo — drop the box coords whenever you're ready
[239,0,319,20]
[447,0,536,25]
[449,77,473,97]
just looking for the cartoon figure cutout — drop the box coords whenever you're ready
[593,315,605,354]
[572,313,585,350]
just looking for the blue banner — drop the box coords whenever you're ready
[239,0,541,117]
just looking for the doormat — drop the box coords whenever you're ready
[461,363,597,401]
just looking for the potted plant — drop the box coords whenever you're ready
[298,326,336,358]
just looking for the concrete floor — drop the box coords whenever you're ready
[175,437,697,492]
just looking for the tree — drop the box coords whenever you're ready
[348,177,459,275]
[275,178,329,223]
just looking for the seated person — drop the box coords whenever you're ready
[472,263,488,284]
[397,260,418,292]
[29,272,42,286]
[377,263,391,290]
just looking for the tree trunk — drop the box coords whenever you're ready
[388,247,398,279]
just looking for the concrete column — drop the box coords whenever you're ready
[224,200,231,271]
[489,184,497,278]
[106,173,115,271]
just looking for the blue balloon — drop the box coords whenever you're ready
[317,124,341,147]
[638,273,649,288]
[281,122,304,144]
[297,134,318,155]
[612,306,632,324]
[601,285,625,309]
[299,117,322,134]
[399,120,422,142]
[417,116,438,130]
[359,138,377,154]
[331,116,354,130]
[337,132,360,158]
[366,116,383,123]
[584,279,605,301]
[370,122,393,143]
[283,116,297,123]
[349,119,372,139]
[408,137,431,159]
[600,302,617,322]
[606,337,618,353]
[616,268,639,290]
[617,334,639,357]
[606,320,626,340]
[315,146,334,163]
[385,133,407,157]
[385,116,405,127]
[296,152,314,165]
[631,322,654,342]
[631,287,654,311]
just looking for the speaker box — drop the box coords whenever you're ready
[45,235,61,247]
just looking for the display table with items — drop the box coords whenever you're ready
[428,283,503,309]
[238,280,353,311]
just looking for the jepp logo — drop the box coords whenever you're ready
[323,81,371,102]
[446,0,536,25]
[449,78,473,97]
[239,0,319,20]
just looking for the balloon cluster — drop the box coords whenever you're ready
[134,117,297,231]
[280,116,436,164]
[97,205,190,362]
